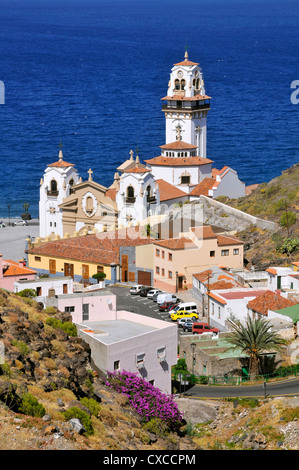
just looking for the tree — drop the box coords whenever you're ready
[226,316,286,378]
[92,272,106,283]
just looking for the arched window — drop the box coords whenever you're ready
[175,79,180,90]
[50,179,57,192]
[126,186,135,203]
[181,79,186,90]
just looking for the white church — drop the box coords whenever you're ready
[39,51,245,239]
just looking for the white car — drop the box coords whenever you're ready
[12,219,28,227]
[130,285,144,295]
[147,289,162,299]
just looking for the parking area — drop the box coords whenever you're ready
[100,285,202,338]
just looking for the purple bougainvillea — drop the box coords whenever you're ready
[105,370,184,431]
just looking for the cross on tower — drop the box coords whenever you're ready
[175,124,182,141]
[88,168,93,182]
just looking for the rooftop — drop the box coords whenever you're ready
[248,290,297,316]
[144,155,213,167]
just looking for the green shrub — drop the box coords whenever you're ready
[18,393,46,418]
[17,289,37,298]
[46,317,77,336]
[279,211,296,228]
[80,397,101,417]
[142,417,170,437]
[11,340,29,357]
[63,407,94,435]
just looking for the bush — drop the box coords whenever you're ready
[92,272,106,282]
[80,397,101,417]
[46,317,77,336]
[276,238,299,255]
[105,370,184,432]
[18,393,46,418]
[279,211,296,228]
[63,407,94,435]
[17,289,37,298]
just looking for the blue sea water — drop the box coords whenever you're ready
[0,0,298,218]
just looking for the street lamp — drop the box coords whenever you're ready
[175,271,178,293]
[191,342,196,375]
[7,204,11,227]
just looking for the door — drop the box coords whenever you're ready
[82,264,89,280]
[138,270,151,286]
[64,263,74,279]
[122,255,128,282]
[277,276,281,289]
[178,276,183,290]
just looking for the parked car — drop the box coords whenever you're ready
[192,322,219,336]
[12,219,28,227]
[159,301,178,312]
[130,285,144,295]
[168,301,197,315]
[182,320,195,332]
[157,293,180,305]
[171,309,199,321]
[177,317,192,328]
[152,291,166,302]
[139,286,154,297]
[147,289,162,299]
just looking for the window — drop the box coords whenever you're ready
[83,304,89,321]
[126,186,135,202]
[168,253,172,261]
[218,306,221,318]
[64,306,75,313]
[156,266,160,274]
[136,352,145,369]
[63,284,68,294]
[221,249,229,256]
[50,179,57,192]
[114,360,120,371]
[161,250,165,258]
[181,175,190,185]
[210,250,215,257]
[34,256,41,262]
[36,286,42,296]
[212,302,215,314]
[168,271,173,279]
[162,268,165,276]
[156,249,160,257]
[157,346,166,363]
[233,249,239,255]
[97,265,104,273]
[49,259,56,274]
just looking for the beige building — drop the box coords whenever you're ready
[151,225,244,293]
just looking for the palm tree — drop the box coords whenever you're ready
[226,316,287,378]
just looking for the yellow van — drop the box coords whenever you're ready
[171,309,198,321]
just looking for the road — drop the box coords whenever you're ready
[184,377,299,398]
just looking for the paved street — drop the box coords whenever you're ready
[0,219,39,260]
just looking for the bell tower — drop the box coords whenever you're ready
[161,50,211,157]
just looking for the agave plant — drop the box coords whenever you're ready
[227,316,287,377]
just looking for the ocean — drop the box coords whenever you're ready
[0,0,298,219]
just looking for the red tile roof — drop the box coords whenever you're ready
[220,290,267,300]
[105,187,117,202]
[189,177,216,196]
[266,268,277,275]
[159,141,197,150]
[247,290,297,316]
[3,260,36,277]
[156,179,188,201]
[208,292,227,305]
[161,94,211,101]
[145,156,213,167]
[27,230,153,266]
[154,237,196,250]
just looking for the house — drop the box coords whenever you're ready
[247,290,297,320]
[0,254,36,291]
[207,288,268,331]
[14,276,73,300]
[26,227,153,286]
[151,225,244,293]
[189,166,245,200]
[52,290,177,394]
[266,265,299,299]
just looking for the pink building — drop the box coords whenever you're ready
[0,254,36,291]
[55,291,177,394]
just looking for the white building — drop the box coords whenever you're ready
[14,275,73,298]
[39,51,245,239]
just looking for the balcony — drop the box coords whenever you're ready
[162,100,210,111]
[47,190,59,197]
[125,197,136,204]
[147,196,156,204]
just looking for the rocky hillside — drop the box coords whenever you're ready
[218,164,299,269]
[0,290,299,451]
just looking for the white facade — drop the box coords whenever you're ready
[208,288,268,331]
[39,150,79,238]
[163,51,210,157]
[116,168,160,228]
[14,275,73,297]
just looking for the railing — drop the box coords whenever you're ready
[162,101,210,111]
[125,197,136,204]
[47,190,59,197]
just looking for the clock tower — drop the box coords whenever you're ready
[161,50,211,158]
